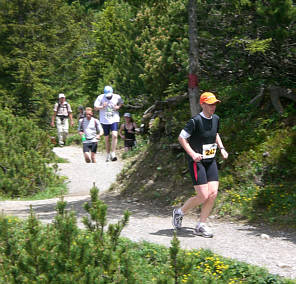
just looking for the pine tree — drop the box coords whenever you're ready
[0,109,60,197]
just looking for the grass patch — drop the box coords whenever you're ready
[0,180,68,201]
[52,153,69,163]
[21,183,68,200]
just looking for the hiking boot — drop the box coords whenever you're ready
[172,209,183,230]
[111,152,117,161]
[194,224,213,238]
[106,153,111,162]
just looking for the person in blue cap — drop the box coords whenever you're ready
[94,86,123,161]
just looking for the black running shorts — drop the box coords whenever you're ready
[83,142,98,153]
[188,159,218,186]
[124,139,136,148]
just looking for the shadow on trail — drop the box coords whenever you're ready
[6,191,296,248]
[236,225,296,245]
[150,227,196,238]
[3,197,89,223]
[4,191,169,224]
[100,192,169,219]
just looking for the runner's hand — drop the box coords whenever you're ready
[221,149,228,159]
[192,152,203,162]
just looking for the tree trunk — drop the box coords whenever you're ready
[188,0,200,116]
[269,86,296,114]
[249,86,296,114]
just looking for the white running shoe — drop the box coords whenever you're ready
[106,153,111,162]
[172,209,183,230]
[194,224,213,238]
[110,152,117,161]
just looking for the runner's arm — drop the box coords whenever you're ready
[78,119,83,136]
[51,111,57,127]
[216,133,228,159]
[119,124,125,139]
[97,121,104,137]
[94,97,104,111]
[69,112,74,127]
[113,96,123,110]
[178,135,203,162]
[113,102,123,110]
[134,122,139,133]
[94,104,105,111]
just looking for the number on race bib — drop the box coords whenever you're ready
[202,143,217,159]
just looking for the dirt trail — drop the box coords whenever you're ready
[0,146,296,280]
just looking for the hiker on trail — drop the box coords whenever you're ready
[172,92,229,238]
[119,113,138,151]
[94,85,123,162]
[78,107,103,163]
[51,93,74,146]
[77,105,85,121]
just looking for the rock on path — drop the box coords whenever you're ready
[0,146,296,280]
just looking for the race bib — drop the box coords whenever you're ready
[105,106,114,119]
[202,143,217,159]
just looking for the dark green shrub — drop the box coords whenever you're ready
[0,109,60,197]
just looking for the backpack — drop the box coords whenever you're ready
[57,102,70,116]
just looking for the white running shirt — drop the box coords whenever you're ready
[94,94,123,124]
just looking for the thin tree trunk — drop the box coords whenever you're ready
[188,0,200,116]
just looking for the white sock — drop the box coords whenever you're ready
[111,152,115,157]
[197,222,205,228]
[177,208,184,216]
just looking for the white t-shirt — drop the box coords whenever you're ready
[53,101,72,116]
[94,94,123,124]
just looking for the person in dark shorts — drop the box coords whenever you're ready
[172,92,228,238]
[78,107,103,163]
[94,86,123,162]
[119,113,138,151]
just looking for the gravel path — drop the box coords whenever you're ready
[0,145,295,280]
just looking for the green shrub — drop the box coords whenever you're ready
[65,133,82,146]
[0,109,61,197]
[217,127,296,225]
[0,186,294,283]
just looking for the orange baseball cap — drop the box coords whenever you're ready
[199,92,221,104]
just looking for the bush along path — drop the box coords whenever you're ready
[0,146,296,280]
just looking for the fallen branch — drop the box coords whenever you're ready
[123,103,145,110]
